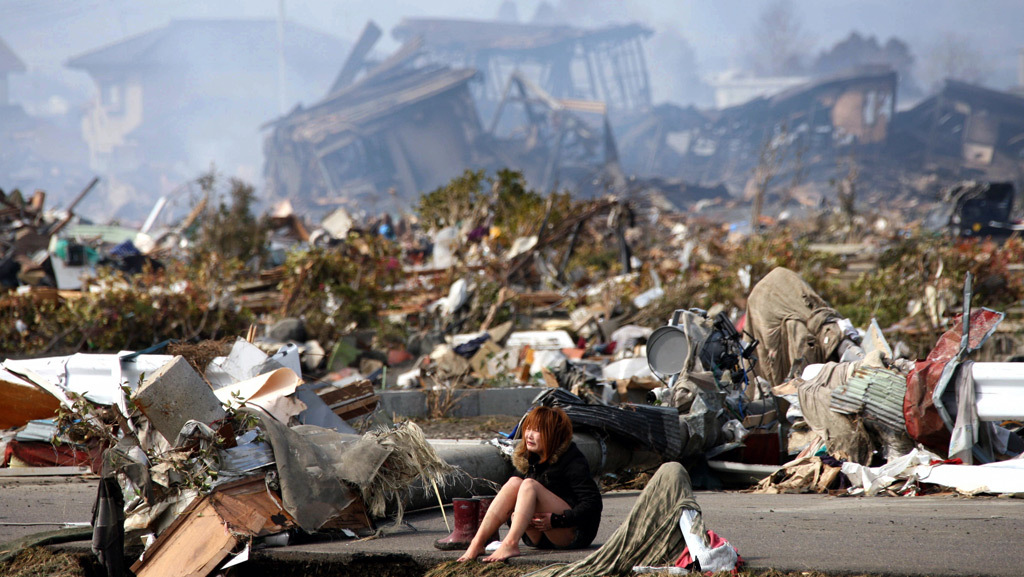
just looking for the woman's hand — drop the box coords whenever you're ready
[531,513,553,532]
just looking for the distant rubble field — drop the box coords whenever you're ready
[411,415,520,440]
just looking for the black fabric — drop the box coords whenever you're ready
[513,442,602,547]
[91,475,129,577]
[453,334,490,357]
[522,528,583,550]
[539,388,684,458]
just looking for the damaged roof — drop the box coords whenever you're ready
[392,18,652,52]
[275,65,479,146]
[934,78,1024,117]
[723,67,898,116]
[66,19,346,71]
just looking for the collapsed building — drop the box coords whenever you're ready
[263,59,484,216]
[617,68,901,206]
[391,18,654,119]
[890,79,1024,182]
[262,25,626,219]
[264,17,1024,221]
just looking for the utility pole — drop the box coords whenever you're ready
[277,0,287,115]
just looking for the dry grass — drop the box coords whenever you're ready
[167,337,234,378]
[425,561,895,577]
[425,387,466,419]
[0,547,89,577]
[425,560,545,577]
[600,468,656,492]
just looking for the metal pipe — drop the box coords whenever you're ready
[972,362,1024,421]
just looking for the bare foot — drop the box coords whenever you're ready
[457,544,484,562]
[483,542,521,562]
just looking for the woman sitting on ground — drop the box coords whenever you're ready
[457,405,603,562]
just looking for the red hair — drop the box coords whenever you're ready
[520,406,573,463]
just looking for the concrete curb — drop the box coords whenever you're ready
[377,387,546,418]
[377,386,651,418]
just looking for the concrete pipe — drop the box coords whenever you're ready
[401,433,663,512]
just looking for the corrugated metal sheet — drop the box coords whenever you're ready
[830,367,906,431]
[543,388,683,459]
[288,67,478,145]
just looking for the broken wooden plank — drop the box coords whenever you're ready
[333,395,380,420]
[131,498,242,577]
[131,476,293,577]
[328,20,383,94]
[318,379,374,406]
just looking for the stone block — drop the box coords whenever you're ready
[134,356,227,442]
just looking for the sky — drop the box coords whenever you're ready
[3,0,1023,111]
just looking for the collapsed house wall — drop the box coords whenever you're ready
[660,69,899,198]
[263,66,483,217]
[890,79,1024,181]
[392,18,654,118]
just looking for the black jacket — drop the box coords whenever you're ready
[512,438,602,546]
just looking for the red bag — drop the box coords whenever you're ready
[903,309,1003,455]
[904,359,952,452]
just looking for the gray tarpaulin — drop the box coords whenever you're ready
[747,267,844,387]
[244,408,391,531]
[797,362,873,464]
[670,310,712,377]
[672,370,725,456]
[525,461,701,577]
[649,310,722,458]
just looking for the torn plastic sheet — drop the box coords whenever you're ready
[842,447,1024,495]
[841,448,940,496]
[2,354,174,427]
[206,338,270,389]
[218,442,276,473]
[241,407,390,531]
[213,368,306,423]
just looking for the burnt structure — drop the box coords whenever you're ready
[262,27,624,217]
[630,69,899,198]
[263,17,1024,222]
[891,80,1024,182]
[392,18,653,120]
[263,61,484,216]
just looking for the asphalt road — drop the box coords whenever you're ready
[2,475,1022,576]
[0,476,96,544]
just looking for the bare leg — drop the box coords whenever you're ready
[483,478,573,562]
[457,477,522,562]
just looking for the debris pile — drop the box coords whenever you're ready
[2,165,1024,576]
[5,13,1024,577]
[1,336,460,575]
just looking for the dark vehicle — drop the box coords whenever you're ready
[945,181,1023,238]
